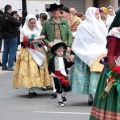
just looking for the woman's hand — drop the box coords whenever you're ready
[34,35,45,40]
[40,35,45,40]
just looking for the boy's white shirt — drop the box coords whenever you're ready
[56,56,67,76]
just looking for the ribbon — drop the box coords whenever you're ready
[106,70,112,77]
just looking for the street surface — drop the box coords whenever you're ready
[0,67,91,120]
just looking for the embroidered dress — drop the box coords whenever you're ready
[69,55,100,94]
[12,14,51,88]
[90,61,120,120]
[12,48,51,88]
[90,9,120,118]
[69,7,107,95]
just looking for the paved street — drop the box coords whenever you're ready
[0,66,91,120]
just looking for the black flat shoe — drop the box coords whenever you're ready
[28,91,37,98]
[42,87,47,91]
[28,92,34,98]
[32,92,37,96]
[88,100,93,106]
[51,92,57,99]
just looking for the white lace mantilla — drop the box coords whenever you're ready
[108,27,120,39]
[115,56,120,66]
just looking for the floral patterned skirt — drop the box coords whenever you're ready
[12,48,51,88]
[68,55,101,94]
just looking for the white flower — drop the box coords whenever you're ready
[63,24,65,27]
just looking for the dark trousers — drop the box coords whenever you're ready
[53,77,71,93]
[2,37,18,69]
[0,39,2,51]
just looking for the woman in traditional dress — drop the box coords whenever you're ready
[107,6,116,17]
[12,14,51,98]
[99,7,115,29]
[68,7,107,105]
[90,9,120,120]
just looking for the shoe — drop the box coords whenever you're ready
[28,92,34,98]
[51,92,57,99]
[32,92,37,96]
[42,87,47,91]
[2,68,8,71]
[88,100,93,106]
[62,97,67,104]
[28,92,37,98]
[58,102,64,107]
[7,68,14,71]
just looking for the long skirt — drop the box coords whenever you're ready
[68,55,101,94]
[12,48,51,88]
[89,70,120,120]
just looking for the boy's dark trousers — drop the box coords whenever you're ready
[53,77,71,93]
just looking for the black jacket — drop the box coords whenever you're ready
[48,55,74,74]
[0,12,21,39]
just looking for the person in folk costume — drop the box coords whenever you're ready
[99,7,115,29]
[37,12,49,35]
[68,7,107,105]
[12,14,51,98]
[89,9,120,120]
[107,6,116,17]
[48,42,74,107]
[37,13,49,91]
[41,3,73,98]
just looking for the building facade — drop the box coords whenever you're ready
[60,0,119,13]
[0,0,119,14]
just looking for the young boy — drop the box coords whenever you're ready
[48,42,74,107]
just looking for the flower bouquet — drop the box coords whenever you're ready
[100,66,120,100]
[23,34,39,49]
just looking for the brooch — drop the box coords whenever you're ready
[62,23,65,28]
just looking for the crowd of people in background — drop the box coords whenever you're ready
[0,2,120,119]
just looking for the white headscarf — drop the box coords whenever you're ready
[21,14,41,37]
[37,12,49,34]
[107,6,116,17]
[106,6,115,29]
[21,14,46,68]
[72,7,108,66]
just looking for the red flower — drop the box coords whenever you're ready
[112,66,120,74]
[23,36,35,49]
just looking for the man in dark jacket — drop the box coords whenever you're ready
[0,10,3,66]
[0,5,21,70]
